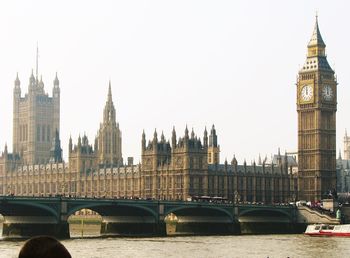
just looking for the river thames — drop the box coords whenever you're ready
[1,232,350,258]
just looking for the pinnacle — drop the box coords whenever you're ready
[107,80,113,102]
[308,16,325,47]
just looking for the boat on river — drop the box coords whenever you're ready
[305,224,350,237]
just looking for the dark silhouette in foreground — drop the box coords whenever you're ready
[18,236,71,258]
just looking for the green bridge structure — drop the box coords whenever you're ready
[0,196,306,238]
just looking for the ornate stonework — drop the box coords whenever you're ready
[297,17,337,201]
[13,72,60,165]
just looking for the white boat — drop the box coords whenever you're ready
[305,224,350,237]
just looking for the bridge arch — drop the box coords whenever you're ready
[67,202,158,219]
[165,205,234,222]
[67,201,159,236]
[164,204,238,235]
[0,200,58,218]
[239,208,293,221]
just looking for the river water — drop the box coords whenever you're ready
[1,226,350,258]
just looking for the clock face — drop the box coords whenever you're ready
[322,85,333,101]
[301,85,313,102]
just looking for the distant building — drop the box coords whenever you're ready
[344,130,350,160]
[337,132,350,193]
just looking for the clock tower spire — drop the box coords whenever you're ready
[296,17,337,201]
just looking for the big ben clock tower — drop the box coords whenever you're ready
[297,17,337,201]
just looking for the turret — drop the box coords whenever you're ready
[161,131,165,143]
[208,124,220,164]
[52,72,60,136]
[28,70,36,93]
[39,75,44,91]
[209,124,217,147]
[78,135,82,149]
[282,150,288,174]
[69,136,73,153]
[184,125,189,139]
[258,154,262,165]
[203,127,208,148]
[53,72,60,88]
[53,73,60,97]
[231,155,237,166]
[4,143,8,157]
[49,129,62,163]
[153,129,158,149]
[338,149,342,160]
[142,130,146,151]
[14,73,21,98]
[344,129,350,160]
[171,126,176,147]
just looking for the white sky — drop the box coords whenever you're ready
[0,1,349,164]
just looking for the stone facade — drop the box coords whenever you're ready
[0,76,297,202]
[95,82,123,166]
[13,72,60,165]
[0,128,297,203]
[296,17,337,201]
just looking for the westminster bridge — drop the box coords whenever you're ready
[0,196,336,238]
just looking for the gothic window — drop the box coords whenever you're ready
[47,125,50,142]
[70,182,76,193]
[120,179,124,191]
[42,125,46,142]
[37,125,40,141]
[81,182,85,192]
[198,177,203,191]
[157,177,160,189]
[189,176,194,189]
[87,181,92,192]
[168,177,172,188]
[145,176,151,190]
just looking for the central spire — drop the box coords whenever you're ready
[103,81,116,124]
[108,80,112,103]
[308,15,325,48]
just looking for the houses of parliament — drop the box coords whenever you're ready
[0,18,342,202]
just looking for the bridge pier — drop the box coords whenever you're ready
[2,216,70,239]
[100,216,164,236]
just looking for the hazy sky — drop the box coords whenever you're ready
[0,1,349,164]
